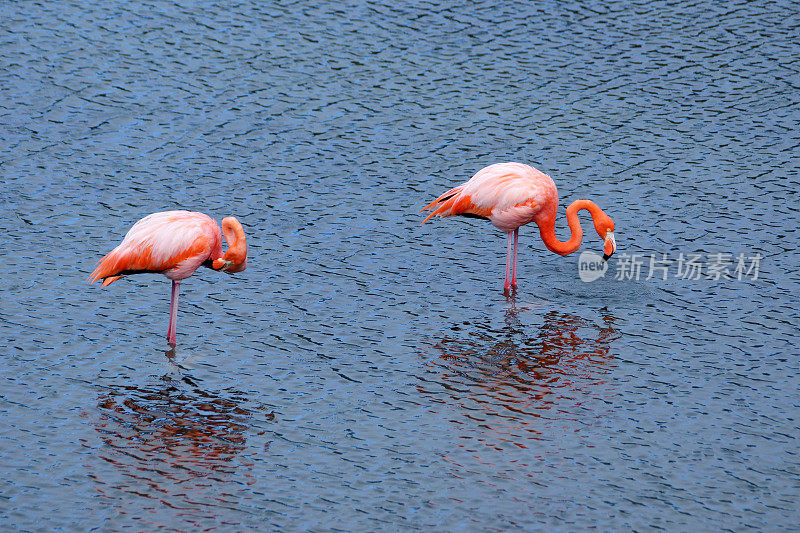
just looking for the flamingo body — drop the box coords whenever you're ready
[422,162,616,293]
[89,211,224,286]
[89,210,247,345]
[422,162,558,232]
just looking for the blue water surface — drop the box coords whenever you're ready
[1,0,799,530]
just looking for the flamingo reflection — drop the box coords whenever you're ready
[89,362,274,523]
[418,305,620,449]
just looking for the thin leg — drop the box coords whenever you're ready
[504,231,513,295]
[167,280,180,346]
[511,227,519,288]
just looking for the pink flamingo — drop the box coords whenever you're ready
[421,162,616,294]
[88,210,248,346]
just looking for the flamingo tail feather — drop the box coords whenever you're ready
[421,185,493,223]
[88,249,130,286]
[421,186,467,224]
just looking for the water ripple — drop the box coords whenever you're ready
[2,0,799,530]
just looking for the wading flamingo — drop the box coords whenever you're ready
[88,210,247,346]
[421,162,616,294]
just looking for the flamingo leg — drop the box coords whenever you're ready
[504,231,513,294]
[511,227,519,288]
[167,280,180,346]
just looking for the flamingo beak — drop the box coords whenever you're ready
[212,258,234,271]
[602,231,616,262]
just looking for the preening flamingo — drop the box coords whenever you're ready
[421,162,616,294]
[88,210,248,346]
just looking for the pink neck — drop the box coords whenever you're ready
[537,199,603,256]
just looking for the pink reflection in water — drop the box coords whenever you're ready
[419,305,620,450]
[87,360,274,528]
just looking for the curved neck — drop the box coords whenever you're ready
[537,199,603,256]
[211,217,248,272]
[222,218,246,261]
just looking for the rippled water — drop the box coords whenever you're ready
[2,0,799,530]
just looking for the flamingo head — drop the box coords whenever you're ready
[212,217,248,273]
[592,213,616,261]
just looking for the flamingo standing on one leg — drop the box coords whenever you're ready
[88,210,248,346]
[421,162,617,294]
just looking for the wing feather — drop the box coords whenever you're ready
[421,162,556,223]
[88,211,222,284]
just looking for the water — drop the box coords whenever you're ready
[2,0,799,530]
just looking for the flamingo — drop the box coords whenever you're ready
[88,210,248,346]
[421,162,616,294]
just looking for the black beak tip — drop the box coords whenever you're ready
[602,253,612,262]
